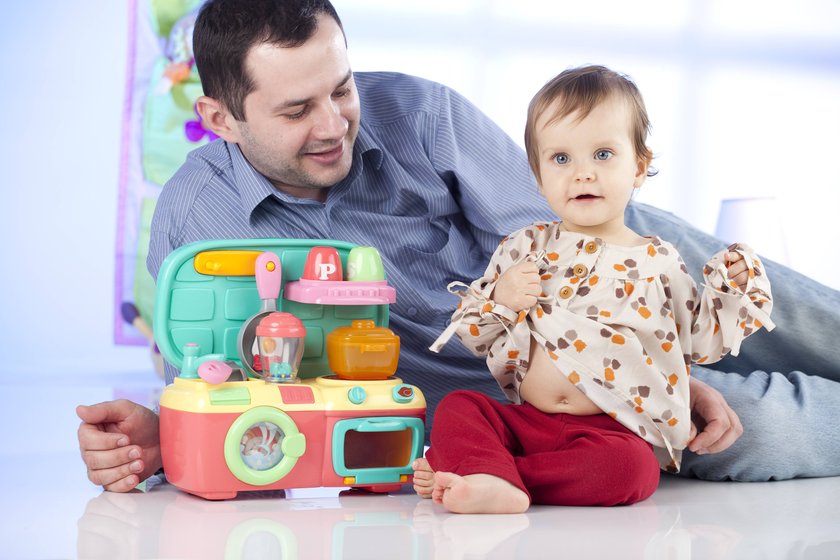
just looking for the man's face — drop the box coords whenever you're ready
[228,16,360,200]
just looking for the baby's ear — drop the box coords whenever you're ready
[633,158,649,188]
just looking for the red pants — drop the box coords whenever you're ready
[426,390,660,506]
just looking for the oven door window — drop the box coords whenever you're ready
[332,417,424,484]
[224,406,306,485]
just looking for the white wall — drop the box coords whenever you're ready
[1,1,838,378]
[0,1,148,375]
[335,0,840,287]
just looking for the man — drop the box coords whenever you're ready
[78,0,840,492]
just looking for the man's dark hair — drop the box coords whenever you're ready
[193,0,344,121]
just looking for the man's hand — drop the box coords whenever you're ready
[687,377,743,455]
[77,400,162,492]
[491,260,541,312]
[725,251,749,292]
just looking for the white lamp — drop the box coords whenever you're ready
[714,197,789,265]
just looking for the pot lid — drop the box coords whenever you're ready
[328,320,399,343]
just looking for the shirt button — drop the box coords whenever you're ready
[573,264,588,277]
[406,307,417,317]
[585,241,598,254]
[559,286,574,299]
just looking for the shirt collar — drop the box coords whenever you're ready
[230,124,384,218]
[353,123,384,171]
[228,142,277,218]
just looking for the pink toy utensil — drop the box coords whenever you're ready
[237,252,282,378]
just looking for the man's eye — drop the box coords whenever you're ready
[554,153,569,165]
[595,150,613,161]
[286,109,307,120]
[333,88,349,98]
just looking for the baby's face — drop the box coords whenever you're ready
[535,96,647,238]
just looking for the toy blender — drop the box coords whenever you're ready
[255,312,306,383]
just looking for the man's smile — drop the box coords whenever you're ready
[304,142,344,164]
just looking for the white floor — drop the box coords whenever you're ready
[2,371,839,560]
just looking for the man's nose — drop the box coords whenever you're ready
[312,101,348,139]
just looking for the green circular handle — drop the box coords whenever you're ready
[223,406,306,486]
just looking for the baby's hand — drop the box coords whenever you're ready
[491,260,541,312]
[725,251,749,292]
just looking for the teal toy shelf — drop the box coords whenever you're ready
[154,239,390,377]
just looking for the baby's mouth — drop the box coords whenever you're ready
[574,194,600,200]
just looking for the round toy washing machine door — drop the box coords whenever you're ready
[223,406,306,486]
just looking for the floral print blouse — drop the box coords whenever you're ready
[431,221,774,471]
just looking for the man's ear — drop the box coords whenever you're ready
[196,96,240,143]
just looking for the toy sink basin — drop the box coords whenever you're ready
[326,320,400,380]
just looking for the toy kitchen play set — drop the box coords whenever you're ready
[154,239,425,500]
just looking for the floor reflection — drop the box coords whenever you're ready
[67,474,840,559]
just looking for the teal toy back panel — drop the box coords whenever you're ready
[154,239,389,377]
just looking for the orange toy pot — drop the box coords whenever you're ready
[326,320,400,380]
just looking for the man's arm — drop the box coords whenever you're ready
[430,84,555,257]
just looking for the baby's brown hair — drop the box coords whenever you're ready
[524,65,655,179]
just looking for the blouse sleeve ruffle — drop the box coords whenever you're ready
[698,242,775,357]
[428,279,522,355]
[428,227,538,356]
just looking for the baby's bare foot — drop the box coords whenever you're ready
[412,458,435,499]
[432,471,529,514]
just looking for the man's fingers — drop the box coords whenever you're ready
[688,405,730,453]
[76,400,133,425]
[103,474,141,493]
[702,409,743,454]
[78,422,128,451]
[701,427,738,454]
[87,456,143,488]
[83,445,141,471]
[689,407,743,454]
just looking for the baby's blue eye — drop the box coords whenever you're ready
[554,153,569,165]
[595,150,613,161]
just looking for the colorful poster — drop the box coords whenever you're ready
[114,0,210,351]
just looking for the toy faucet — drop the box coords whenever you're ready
[180,343,228,379]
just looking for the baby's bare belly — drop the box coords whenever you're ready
[519,340,603,416]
